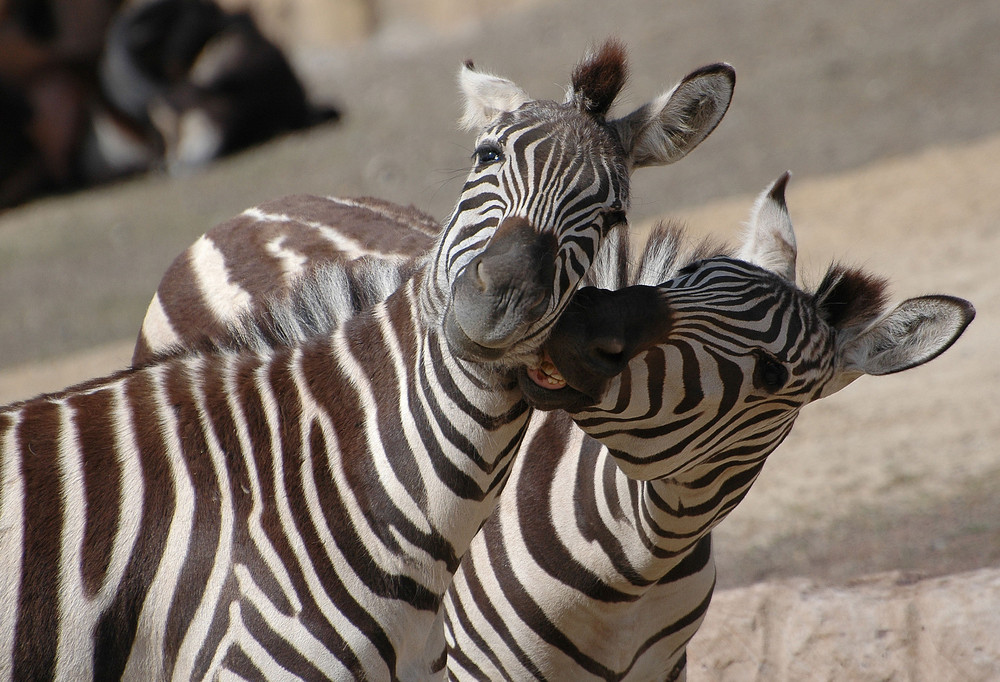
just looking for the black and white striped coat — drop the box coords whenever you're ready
[0,43,738,680]
[136,175,973,681]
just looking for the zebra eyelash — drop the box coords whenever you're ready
[472,143,504,167]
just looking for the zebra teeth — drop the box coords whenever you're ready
[540,360,565,385]
[527,354,567,390]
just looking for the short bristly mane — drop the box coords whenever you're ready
[584,219,890,329]
[142,256,423,363]
[583,220,730,291]
[570,39,629,118]
[814,265,891,330]
[183,221,889,363]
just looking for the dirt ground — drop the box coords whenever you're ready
[0,0,997,675]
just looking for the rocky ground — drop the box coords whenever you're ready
[1,0,997,677]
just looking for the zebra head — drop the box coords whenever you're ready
[528,173,975,480]
[439,39,736,365]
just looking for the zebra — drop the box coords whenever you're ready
[442,174,973,681]
[0,42,737,680]
[135,173,974,680]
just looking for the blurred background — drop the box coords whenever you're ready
[1,0,997,366]
[0,1,998,662]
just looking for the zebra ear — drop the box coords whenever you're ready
[737,172,797,282]
[458,61,530,131]
[823,295,975,396]
[611,62,734,168]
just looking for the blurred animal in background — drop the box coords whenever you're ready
[0,0,340,210]
[0,0,123,207]
[92,0,340,178]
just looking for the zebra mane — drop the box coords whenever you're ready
[148,256,423,362]
[147,219,886,364]
[590,219,889,332]
[813,265,891,330]
[171,220,709,361]
[570,38,629,118]
[584,220,730,290]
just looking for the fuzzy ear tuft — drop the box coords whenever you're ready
[815,266,891,332]
[569,38,629,118]
[458,62,530,131]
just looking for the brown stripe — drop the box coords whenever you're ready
[188,357,250,679]
[67,387,122,598]
[160,359,221,669]
[257,194,439,250]
[92,370,175,678]
[228,352,299,617]
[153,249,230,355]
[203,213,295,306]
[13,399,63,680]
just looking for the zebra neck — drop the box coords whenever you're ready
[338,270,533,558]
[426,204,499,309]
[630,448,774,575]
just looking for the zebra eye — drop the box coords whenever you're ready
[473,144,503,167]
[753,352,788,392]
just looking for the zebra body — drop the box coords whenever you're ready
[4,278,529,680]
[2,42,738,679]
[138,173,974,680]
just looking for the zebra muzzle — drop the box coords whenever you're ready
[445,216,557,362]
[519,285,673,411]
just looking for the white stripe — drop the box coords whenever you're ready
[233,565,351,679]
[243,205,416,261]
[325,196,439,238]
[216,596,306,681]
[327,317,433,536]
[263,235,308,279]
[102,383,146,612]
[53,400,93,679]
[224,356,302,615]
[255,355,385,680]
[291,341,442,675]
[0,411,25,680]
[141,293,182,354]
[122,364,196,679]
[173,357,236,679]
[190,235,253,324]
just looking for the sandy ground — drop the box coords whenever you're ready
[0,0,997,674]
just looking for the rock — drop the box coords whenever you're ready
[689,569,1000,681]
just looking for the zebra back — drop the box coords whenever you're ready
[134,194,439,365]
[133,169,973,680]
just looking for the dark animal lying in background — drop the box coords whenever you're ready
[92,0,340,177]
[0,0,124,208]
[0,0,340,209]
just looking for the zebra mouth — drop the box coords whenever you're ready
[525,351,567,389]
[518,351,599,411]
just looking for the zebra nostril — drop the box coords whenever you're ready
[471,257,489,291]
[527,290,548,316]
[590,336,626,371]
